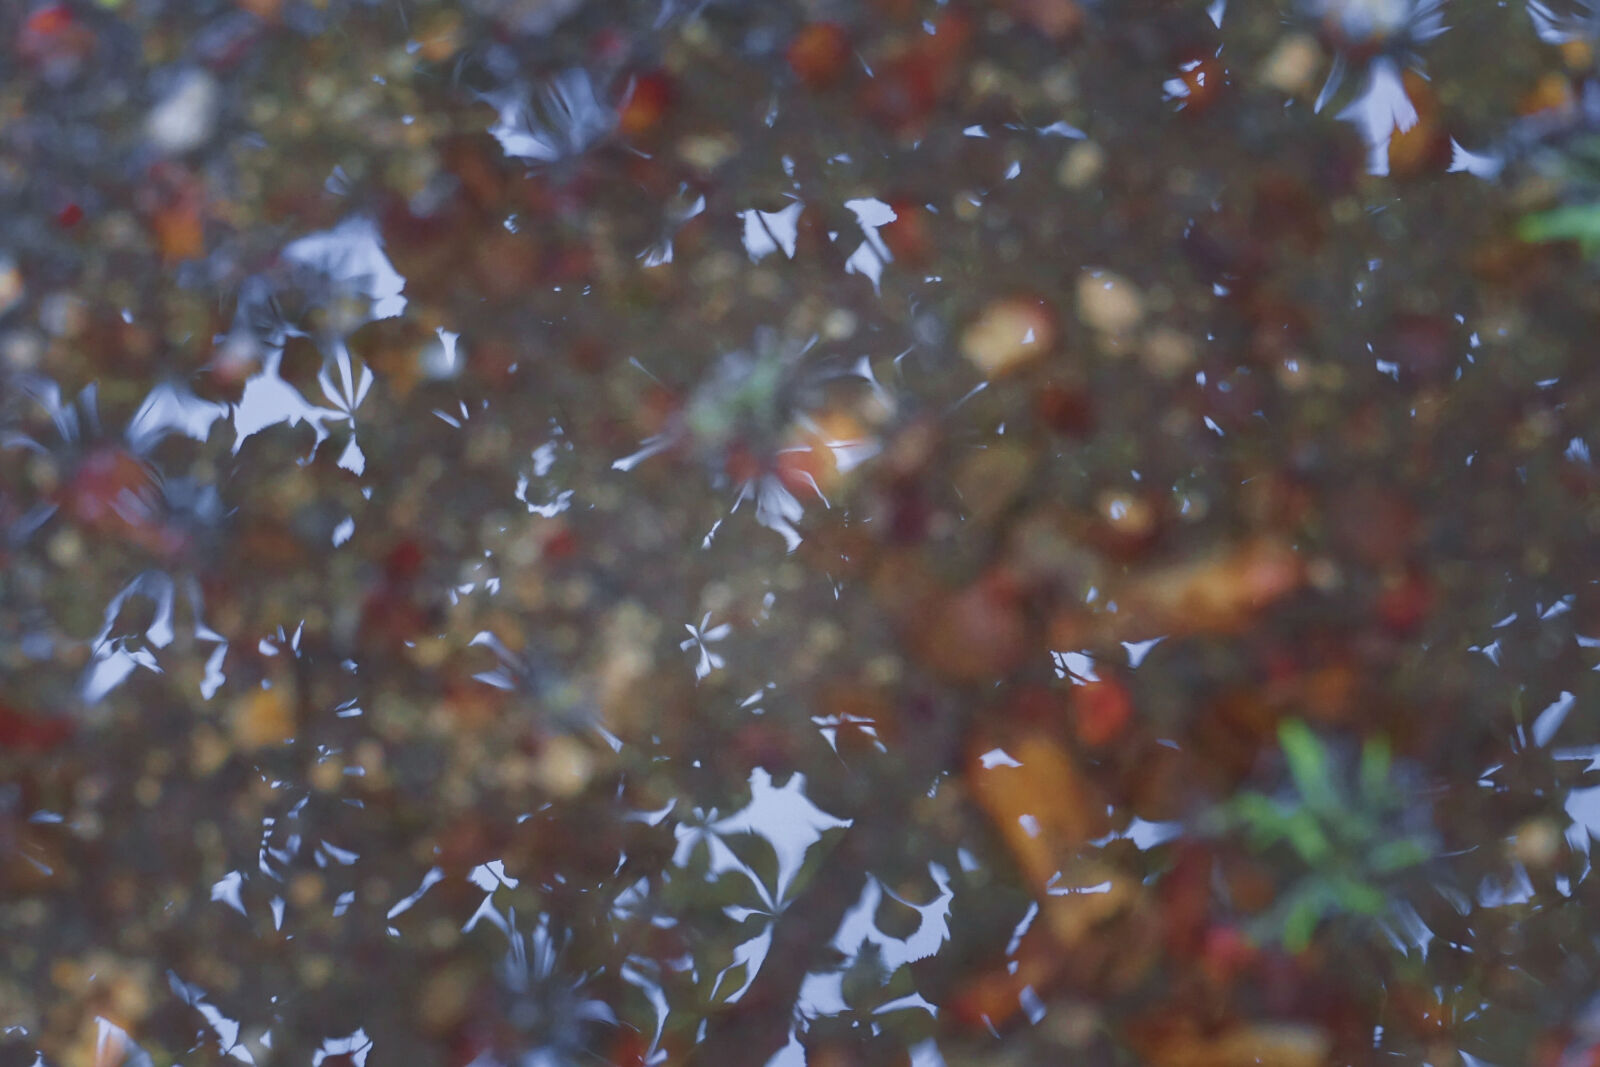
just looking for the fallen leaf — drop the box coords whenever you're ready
[0,701,74,752]
[1121,538,1304,637]
[908,572,1031,683]
[965,731,1105,891]
[619,70,674,137]
[1132,1016,1330,1067]
[1072,677,1134,748]
[152,202,205,263]
[1386,71,1450,179]
[788,23,853,89]
[1005,0,1084,41]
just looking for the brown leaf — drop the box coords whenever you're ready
[152,202,205,263]
[1121,538,1304,637]
[908,572,1031,684]
[1132,1016,1330,1067]
[965,731,1114,912]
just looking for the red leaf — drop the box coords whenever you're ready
[1073,677,1134,748]
[0,702,74,752]
[788,23,853,90]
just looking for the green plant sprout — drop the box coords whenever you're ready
[1518,202,1600,257]
[1215,720,1436,953]
[1518,133,1600,257]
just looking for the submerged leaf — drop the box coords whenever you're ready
[1519,202,1600,255]
[1358,735,1394,803]
[1278,720,1339,815]
[1368,837,1432,873]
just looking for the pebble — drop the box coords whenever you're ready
[1141,326,1196,377]
[146,70,220,154]
[961,295,1055,376]
[1077,270,1144,336]
[1260,34,1322,96]
[1057,141,1104,189]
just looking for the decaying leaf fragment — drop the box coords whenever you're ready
[966,731,1103,889]
[1120,538,1305,637]
[958,729,1140,1025]
[1130,1017,1331,1067]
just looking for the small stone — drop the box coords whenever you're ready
[419,963,478,1034]
[0,328,43,371]
[678,134,738,172]
[1511,818,1562,868]
[1141,326,1196,377]
[534,734,595,797]
[1076,270,1143,336]
[231,687,295,749]
[822,308,857,340]
[47,529,83,567]
[0,255,22,317]
[39,291,85,338]
[289,872,325,909]
[953,445,1034,521]
[1057,141,1103,189]
[1276,355,1313,390]
[1098,490,1156,540]
[190,726,232,777]
[961,295,1056,376]
[146,70,220,154]
[309,757,343,792]
[1260,34,1322,96]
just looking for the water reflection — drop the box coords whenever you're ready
[485,69,617,169]
[4,1,1600,1065]
[1529,0,1600,43]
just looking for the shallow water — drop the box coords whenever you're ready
[4,1,1600,1065]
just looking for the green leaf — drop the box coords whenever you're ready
[681,835,713,881]
[710,960,750,1005]
[881,962,917,1001]
[873,890,924,941]
[1282,808,1333,865]
[782,826,849,905]
[1330,809,1380,851]
[1359,736,1393,803]
[1328,874,1387,916]
[1228,791,1293,847]
[1519,203,1600,256]
[1280,886,1326,953]
[841,941,890,1011]
[1369,836,1432,873]
[1555,134,1600,180]
[708,867,765,910]
[1279,720,1339,815]
[693,941,736,1001]
[721,830,782,902]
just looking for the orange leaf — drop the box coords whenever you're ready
[1132,1016,1330,1067]
[619,71,674,136]
[788,23,852,90]
[153,203,205,263]
[1122,538,1304,637]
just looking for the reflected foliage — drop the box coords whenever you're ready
[1,1,1600,1066]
